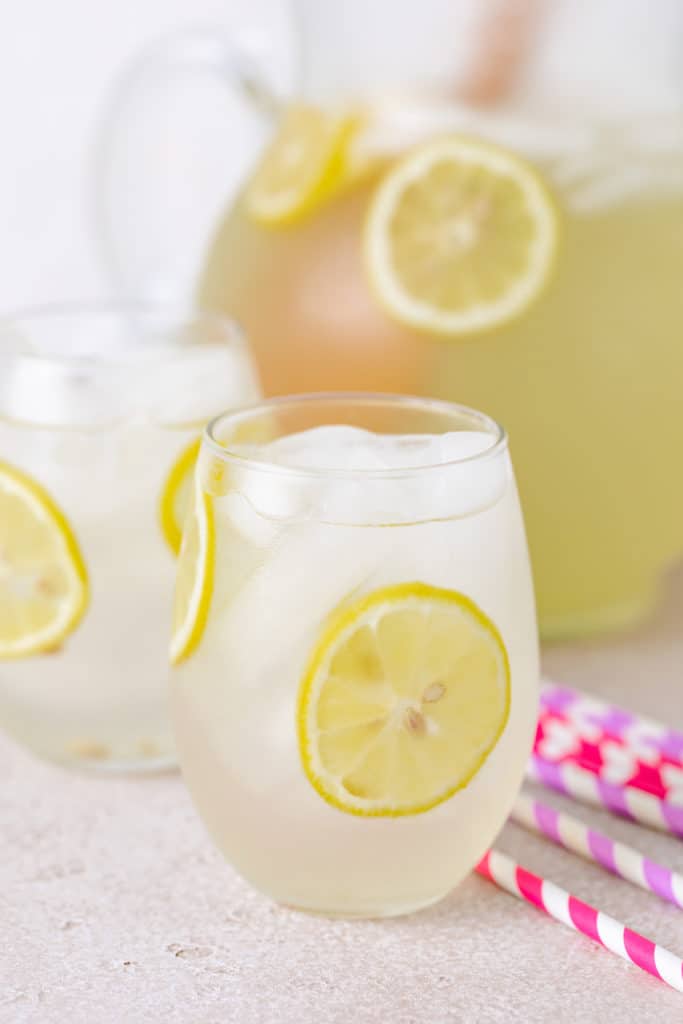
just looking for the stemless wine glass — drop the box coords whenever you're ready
[0,304,259,772]
[171,393,538,917]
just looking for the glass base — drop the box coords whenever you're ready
[281,888,452,920]
[3,733,178,775]
[56,754,178,776]
[44,749,178,776]
[539,582,660,642]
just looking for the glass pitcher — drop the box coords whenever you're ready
[95,0,683,638]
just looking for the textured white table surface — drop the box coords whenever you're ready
[2,566,682,1024]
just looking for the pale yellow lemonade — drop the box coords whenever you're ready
[0,311,259,770]
[199,107,683,635]
[0,421,201,766]
[171,397,539,916]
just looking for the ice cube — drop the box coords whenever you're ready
[263,425,391,472]
[0,356,130,427]
[219,491,282,548]
[205,516,400,693]
[223,426,386,533]
[225,425,506,526]
[141,345,259,425]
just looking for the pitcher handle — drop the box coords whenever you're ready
[92,28,282,303]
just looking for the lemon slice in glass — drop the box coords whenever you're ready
[297,582,510,817]
[246,105,360,226]
[0,461,88,658]
[170,475,214,665]
[159,437,201,555]
[364,135,558,336]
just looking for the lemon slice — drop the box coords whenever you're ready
[170,474,214,665]
[159,437,201,555]
[364,135,558,336]
[298,582,510,817]
[245,105,360,225]
[0,461,88,658]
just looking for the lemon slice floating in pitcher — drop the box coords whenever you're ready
[0,461,88,658]
[297,582,510,817]
[170,475,214,665]
[246,105,360,226]
[159,437,201,555]
[364,136,558,335]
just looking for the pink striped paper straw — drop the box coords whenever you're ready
[511,793,683,909]
[476,849,683,994]
[540,682,683,764]
[527,753,683,838]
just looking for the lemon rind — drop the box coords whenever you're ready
[169,477,214,666]
[159,436,202,555]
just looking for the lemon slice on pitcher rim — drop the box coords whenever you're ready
[364,135,558,336]
[159,437,201,555]
[0,461,88,658]
[246,105,361,226]
[170,474,214,665]
[297,582,510,817]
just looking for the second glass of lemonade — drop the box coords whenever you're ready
[171,394,538,916]
[0,305,259,771]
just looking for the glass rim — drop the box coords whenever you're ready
[0,300,248,370]
[205,392,508,480]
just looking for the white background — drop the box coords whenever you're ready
[0,0,288,309]
[3,0,681,311]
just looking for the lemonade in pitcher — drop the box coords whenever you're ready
[200,103,683,635]
[98,1,683,635]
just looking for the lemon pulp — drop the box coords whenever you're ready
[298,582,510,817]
[0,461,88,658]
[246,105,361,226]
[364,135,558,335]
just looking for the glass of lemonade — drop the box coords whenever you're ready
[0,304,259,771]
[171,394,538,916]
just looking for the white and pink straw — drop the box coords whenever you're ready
[477,849,683,994]
[480,685,683,993]
[526,754,683,838]
[539,682,683,769]
[511,792,683,909]
[535,681,683,835]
